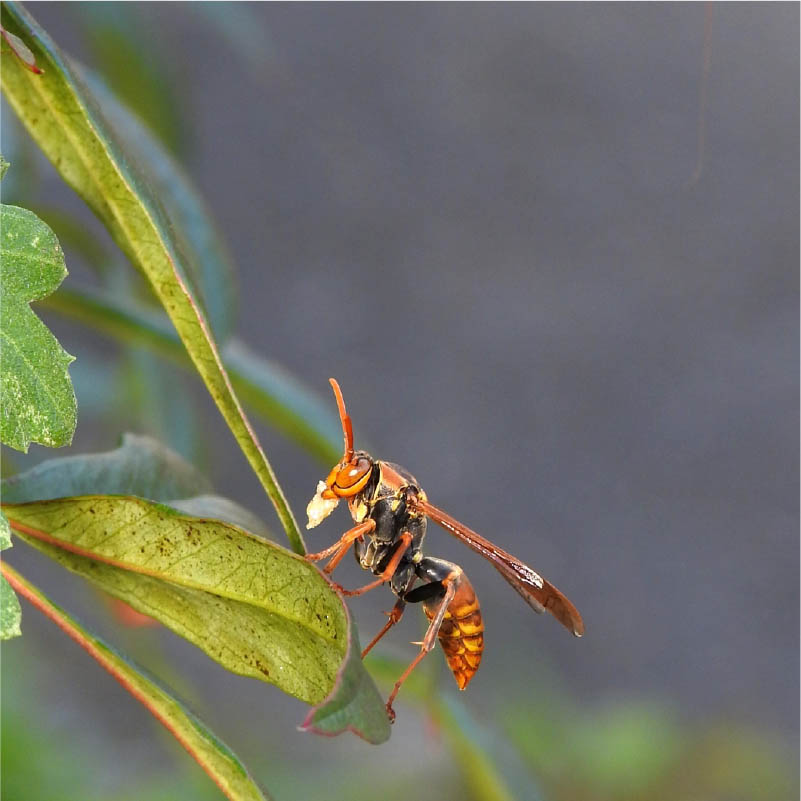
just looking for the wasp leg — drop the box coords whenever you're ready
[384,571,458,723]
[361,598,407,659]
[305,520,375,573]
[338,532,413,597]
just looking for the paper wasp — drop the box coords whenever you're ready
[306,379,584,722]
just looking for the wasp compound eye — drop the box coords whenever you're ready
[335,457,372,495]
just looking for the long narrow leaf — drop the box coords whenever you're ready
[0,2,303,553]
[82,65,237,342]
[1,562,272,801]
[41,285,341,464]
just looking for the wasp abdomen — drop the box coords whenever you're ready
[423,572,484,690]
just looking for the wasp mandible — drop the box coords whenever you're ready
[306,379,584,722]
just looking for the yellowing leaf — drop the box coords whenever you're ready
[4,496,391,742]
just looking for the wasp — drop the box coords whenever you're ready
[306,379,584,722]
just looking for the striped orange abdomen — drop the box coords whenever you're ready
[423,573,484,689]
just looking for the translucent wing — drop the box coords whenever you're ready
[415,499,584,637]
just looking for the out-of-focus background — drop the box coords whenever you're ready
[2,3,797,800]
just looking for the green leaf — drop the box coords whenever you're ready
[1,562,272,801]
[300,604,392,742]
[0,511,22,640]
[42,284,342,464]
[4,497,390,741]
[30,205,113,275]
[169,495,270,539]
[1,433,211,503]
[0,2,302,552]
[0,154,9,180]
[1,434,268,536]
[0,201,76,452]
[81,67,236,342]
[76,4,188,157]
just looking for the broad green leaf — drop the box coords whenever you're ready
[31,205,113,275]
[0,3,302,552]
[0,201,76,452]
[0,511,11,550]
[1,433,211,503]
[169,495,270,539]
[300,604,392,742]
[1,434,268,536]
[42,284,341,464]
[0,511,22,640]
[1,563,272,801]
[4,496,391,741]
[0,573,21,639]
[12,528,340,703]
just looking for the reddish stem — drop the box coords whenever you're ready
[0,561,238,801]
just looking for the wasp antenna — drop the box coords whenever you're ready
[329,378,354,461]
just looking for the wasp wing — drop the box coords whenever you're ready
[415,499,584,637]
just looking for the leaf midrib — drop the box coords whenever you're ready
[4,504,339,646]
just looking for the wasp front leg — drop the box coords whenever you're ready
[305,519,375,574]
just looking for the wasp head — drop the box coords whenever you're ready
[306,379,375,529]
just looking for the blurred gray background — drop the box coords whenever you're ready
[3,3,798,799]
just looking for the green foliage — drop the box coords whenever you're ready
[75,4,188,158]
[504,696,798,801]
[0,512,22,640]
[2,433,211,503]
[0,434,389,741]
[0,1,301,551]
[0,6,391,794]
[300,615,394,741]
[6,496,346,701]
[365,654,540,801]
[2,563,271,801]
[81,66,237,342]
[1,4,793,800]
[0,199,76,452]
[41,285,342,464]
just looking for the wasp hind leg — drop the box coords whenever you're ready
[382,563,460,723]
[361,597,406,659]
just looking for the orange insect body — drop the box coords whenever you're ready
[424,572,484,689]
[306,378,583,722]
